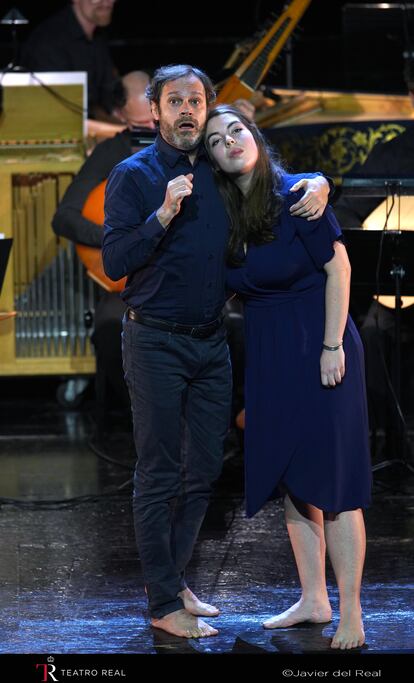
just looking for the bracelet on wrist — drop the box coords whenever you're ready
[322,341,343,351]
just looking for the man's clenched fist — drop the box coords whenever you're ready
[157,173,194,228]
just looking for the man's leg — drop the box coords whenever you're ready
[173,331,232,601]
[122,319,187,619]
[122,320,221,637]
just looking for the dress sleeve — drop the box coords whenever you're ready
[288,189,344,270]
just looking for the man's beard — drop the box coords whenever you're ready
[159,118,203,151]
[91,10,113,27]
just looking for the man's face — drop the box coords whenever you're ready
[151,75,208,151]
[75,0,116,27]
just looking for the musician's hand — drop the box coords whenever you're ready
[320,347,345,387]
[289,176,330,221]
[157,174,193,228]
[232,98,256,122]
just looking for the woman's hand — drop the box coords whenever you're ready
[320,347,345,387]
[289,176,330,220]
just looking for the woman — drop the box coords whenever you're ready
[205,105,372,650]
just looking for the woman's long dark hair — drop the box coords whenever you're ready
[205,105,284,265]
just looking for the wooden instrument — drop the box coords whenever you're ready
[236,408,245,431]
[0,72,99,375]
[77,180,127,292]
[216,0,312,104]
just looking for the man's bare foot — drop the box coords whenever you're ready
[178,587,220,617]
[151,608,218,638]
[263,597,332,629]
[331,609,365,649]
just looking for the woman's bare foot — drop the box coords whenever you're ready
[178,588,220,617]
[263,597,332,629]
[331,609,365,649]
[151,608,218,638]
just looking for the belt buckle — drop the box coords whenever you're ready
[190,326,200,338]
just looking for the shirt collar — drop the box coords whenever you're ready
[155,134,207,168]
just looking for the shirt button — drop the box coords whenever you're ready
[208,254,214,260]
[207,282,213,288]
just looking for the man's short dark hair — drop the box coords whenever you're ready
[146,64,216,106]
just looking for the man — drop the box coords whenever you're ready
[103,64,330,638]
[22,0,118,120]
[52,71,156,427]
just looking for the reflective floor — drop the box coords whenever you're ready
[0,377,413,661]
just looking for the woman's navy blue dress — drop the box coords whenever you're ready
[226,174,372,518]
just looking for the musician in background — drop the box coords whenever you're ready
[21,0,119,121]
[333,58,414,439]
[53,71,155,247]
[52,71,156,426]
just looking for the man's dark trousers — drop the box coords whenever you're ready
[122,316,232,618]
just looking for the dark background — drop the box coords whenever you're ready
[1,0,414,94]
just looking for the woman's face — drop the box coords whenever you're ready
[205,113,258,177]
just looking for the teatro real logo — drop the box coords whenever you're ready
[35,656,59,682]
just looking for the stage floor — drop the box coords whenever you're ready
[0,377,413,658]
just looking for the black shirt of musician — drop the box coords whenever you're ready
[21,4,116,118]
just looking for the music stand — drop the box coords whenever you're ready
[342,178,414,478]
[342,177,414,194]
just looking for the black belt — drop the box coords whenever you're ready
[127,308,223,339]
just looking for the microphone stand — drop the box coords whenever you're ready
[372,250,414,476]
[370,184,414,477]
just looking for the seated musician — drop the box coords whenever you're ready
[21,0,119,122]
[52,71,156,429]
[333,58,414,438]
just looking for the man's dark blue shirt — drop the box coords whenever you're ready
[103,134,231,325]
